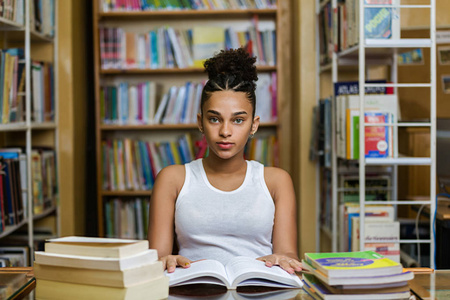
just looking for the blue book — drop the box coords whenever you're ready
[149,31,159,68]
[334,80,388,96]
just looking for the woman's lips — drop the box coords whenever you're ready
[217,142,233,149]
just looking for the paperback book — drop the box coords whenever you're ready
[304,251,402,278]
[166,256,302,289]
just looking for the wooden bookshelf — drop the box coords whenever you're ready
[0,0,59,263]
[93,0,292,237]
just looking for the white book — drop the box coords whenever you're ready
[34,249,158,271]
[161,86,179,124]
[167,27,186,68]
[255,73,272,122]
[191,83,203,123]
[31,62,43,122]
[129,85,138,124]
[166,256,302,289]
[154,93,169,124]
[172,85,187,124]
[352,219,400,263]
[44,236,149,258]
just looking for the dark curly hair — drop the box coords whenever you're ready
[200,48,258,117]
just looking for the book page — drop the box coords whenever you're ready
[224,257,302,289]
[166,259,229,287]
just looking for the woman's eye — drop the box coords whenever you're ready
[235,118,244,124]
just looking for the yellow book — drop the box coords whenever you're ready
[35,276,169,300]
[169,141,181,164]
[2,53,13,123]
[192,27,225,68]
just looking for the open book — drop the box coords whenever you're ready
[166,256,303,290]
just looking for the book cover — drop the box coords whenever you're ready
[304,251,402,277]
[192,27,225,68]
[364,112,389,158]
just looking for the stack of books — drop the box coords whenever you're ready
[34,236,168,300]
[301,251,413,300]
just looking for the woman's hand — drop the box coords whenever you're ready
[160,255,192,273]
[257,254,303,274]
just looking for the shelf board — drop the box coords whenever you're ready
[365,157,432,166]
[5,30,54,43]
[31,122,57,130]
[100,122,278,130]
[98,9,277,20]
[365,38,432,48]
[33,206,57,221]
[101,190,153,196]
[0,219,27,239]
[0,123,27,131]
[101,65,276,75]
[0,16,24,29]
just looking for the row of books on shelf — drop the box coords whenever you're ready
[100,0,276,12]
[0,48,55,125]
[0,0,54,37]
[319,165,392,230]
[319,0,400,65]
[0,148,57,233]
[34,237,169,299]
[104,197,149,240]
[102,133,278,191]
[0,246,29,267]
[101,135,199,191]
[338,203,400,261]
[0,0,24,25]
[100,73,277,125]
[99,21,275,70]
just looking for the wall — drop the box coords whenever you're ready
[58,0,87,236]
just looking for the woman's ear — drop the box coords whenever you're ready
[197,113,203,133]
[251,115,260,136]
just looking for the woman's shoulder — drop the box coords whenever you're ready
[263,166,293,192]
[154,164,186,191]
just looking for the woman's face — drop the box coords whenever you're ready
[198,90,259,161]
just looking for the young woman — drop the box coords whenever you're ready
[148,48,301,275]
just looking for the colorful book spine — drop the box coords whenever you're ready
[102,134,201,191]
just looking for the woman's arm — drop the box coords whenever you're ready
[147,164,191,272]
[257,167,302,274]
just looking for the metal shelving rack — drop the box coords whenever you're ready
[316,0,436,267]
[0,0,59,265]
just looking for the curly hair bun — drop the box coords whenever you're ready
[203,48,258,85]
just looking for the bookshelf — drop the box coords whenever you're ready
[93,0,292,237]
[0,0,59,266]
[314,0,437,267]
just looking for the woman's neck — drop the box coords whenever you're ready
[202,154,247,175]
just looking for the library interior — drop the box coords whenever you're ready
[1,0,450,299]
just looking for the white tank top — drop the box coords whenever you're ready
[175,159,275,265]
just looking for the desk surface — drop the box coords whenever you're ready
[409,270,450,300]
[3,268,450,300]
